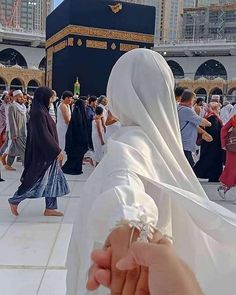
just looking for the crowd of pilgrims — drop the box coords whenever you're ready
[175,87,236,200]
[0,84,235,216]
[0,89,120,172]
[0,87,120,216]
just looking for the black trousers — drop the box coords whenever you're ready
[184,150,195,168]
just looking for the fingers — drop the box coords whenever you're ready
[86,264,100,291]
[87,247,112,291]
[110,251,127,295]
[95,268,111,287]
[117,237,172,270]
[110,226,134,295]
[135,266,149,295]
[91,247,112,269]
[121,267,140,295]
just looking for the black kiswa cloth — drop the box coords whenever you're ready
[17,87,61,195]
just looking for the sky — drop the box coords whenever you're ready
[54,0,63,8]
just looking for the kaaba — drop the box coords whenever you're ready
[46,0,155,96]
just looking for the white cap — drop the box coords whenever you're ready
[2,90,8,95]
[13,90,23,97]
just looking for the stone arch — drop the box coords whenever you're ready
[0,48,28,68]
[27,79,40,94]
[39,57,46,70]
[194,87,207,95]
[195,60,227,80]
[0,76,7,93]
[227,88,236,101]
[209,87,223,96]
[10,78,25,91]
[228,88,236,95]
[167,60,184,79]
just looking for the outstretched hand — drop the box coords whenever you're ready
[117,238,203,295]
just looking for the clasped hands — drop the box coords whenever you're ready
[87,224,202,295]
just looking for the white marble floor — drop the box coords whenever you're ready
[0,163,236,295]
[0,162,93,295]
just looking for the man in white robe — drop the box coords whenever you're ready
[5,90,27,170]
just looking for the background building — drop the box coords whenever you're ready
[184,0,196,8]
[0,0,52,93]
[184,0,236,7]
[182,3,236,41]
[0,0,53,33]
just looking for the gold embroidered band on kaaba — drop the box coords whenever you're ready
[46,24,154,48]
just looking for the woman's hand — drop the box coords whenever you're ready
[87,224,162,295]
[202,132,213,142]
[57,151,64,162]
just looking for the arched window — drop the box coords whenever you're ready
[195,88,207,98]
[195,60,227,80]
[210,88,223,96]
[0,48,28,68]
[27,80,39,94]
[228,88,236,96]
[167,60,184,79]
[10,78,23,91]
[39,57,46,70]
[0,77,6,93]
[227,88,236,101]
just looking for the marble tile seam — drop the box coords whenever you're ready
[0,200,31,241]
[36,199,71,295]
[0,222,14,241]
[0,265,66,270]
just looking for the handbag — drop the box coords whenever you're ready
[226,127,236,153]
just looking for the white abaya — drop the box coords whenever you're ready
[66,49,236,295]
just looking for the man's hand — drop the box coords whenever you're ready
[117,239,203,295]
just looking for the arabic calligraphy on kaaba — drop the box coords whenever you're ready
[86,40,108,50]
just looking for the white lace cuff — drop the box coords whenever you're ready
[110,204,158,242]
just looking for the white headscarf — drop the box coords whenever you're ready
[108,49,207,198]
[220,103,233,124]
[108,49,181,151]
[230,103,236,118]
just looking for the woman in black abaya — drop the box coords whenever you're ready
[194,102,223,182]
[62,99,89,175]
[8,87,69,216]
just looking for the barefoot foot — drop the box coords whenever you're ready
[44,209,64,217]
[5,165,16,171]
[9,203,19,216]
[0,154,7,165]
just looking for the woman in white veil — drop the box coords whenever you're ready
[66,49,236,295]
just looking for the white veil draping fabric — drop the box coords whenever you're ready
[220,103,233,124]
[66,49,236,295]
